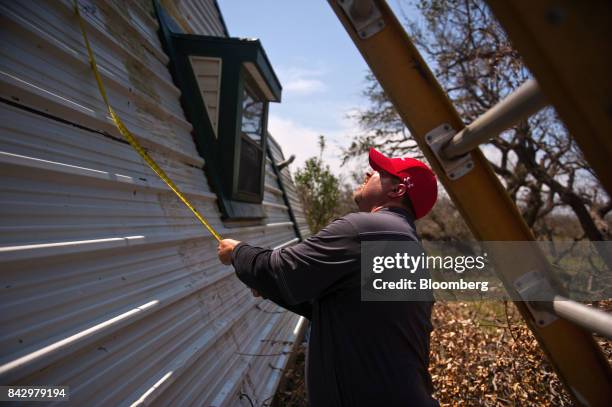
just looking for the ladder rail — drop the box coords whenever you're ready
[484,0,612,198]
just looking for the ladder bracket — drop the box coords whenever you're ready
[425,124,474,180]
[337,0,385,39]
[514,270,558,327]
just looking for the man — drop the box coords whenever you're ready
[218,148,438,406]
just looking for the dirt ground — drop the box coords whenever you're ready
[275,301,611,406]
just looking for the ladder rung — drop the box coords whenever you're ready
[537,296,612,340]
[442,79,547,159]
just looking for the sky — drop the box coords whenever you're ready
[216,1,420,181]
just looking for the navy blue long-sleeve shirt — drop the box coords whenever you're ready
[231,207,437,406]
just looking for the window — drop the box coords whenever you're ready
[236,81,266,200]
[237,136,263,195]
[241,83,264,142]
[156,2,282,220]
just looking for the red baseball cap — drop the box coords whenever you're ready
[369,148,438,219]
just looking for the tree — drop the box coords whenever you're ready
[347,0,610,242]
[295,136,356,233]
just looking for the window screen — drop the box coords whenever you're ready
[237,134,263,196]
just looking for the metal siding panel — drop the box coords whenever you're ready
[263,317,305,402]
[176,0,227,37]
[261,156,293,226]
[267,136,311,238]
[0,0,201,166]
[1,1,304,405]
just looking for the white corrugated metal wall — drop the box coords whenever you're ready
[174,0,227,36]
[0,0,309,405]
[268,136,311,239]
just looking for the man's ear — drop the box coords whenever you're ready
[387,183,407,199]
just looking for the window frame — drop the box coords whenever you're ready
[155,1,282,220]
[232,75,268,203]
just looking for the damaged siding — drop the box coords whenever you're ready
[268,136,312,239]
[0,0,306,405]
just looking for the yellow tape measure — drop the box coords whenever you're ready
[73,0,222,242]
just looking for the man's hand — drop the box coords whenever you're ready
[218,240,261,297]
[217,238,241,265]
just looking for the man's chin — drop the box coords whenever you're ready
[353,194,369,212]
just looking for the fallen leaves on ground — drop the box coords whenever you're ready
[275,301,611,406]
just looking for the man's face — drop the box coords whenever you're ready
[353,170,397,211]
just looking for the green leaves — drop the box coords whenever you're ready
[294,137,341,234]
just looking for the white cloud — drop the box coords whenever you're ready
[268,113,363,180]
[284,78,325,94]
[268,115,321,168]
[480,143,502,166]
[277,66,328,95]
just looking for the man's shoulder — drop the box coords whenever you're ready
[315,212,374,237]
[341,210,418,240]
[341,211,376,223]
[333,211,378,228]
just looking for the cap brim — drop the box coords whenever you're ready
[369,148,396,175]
